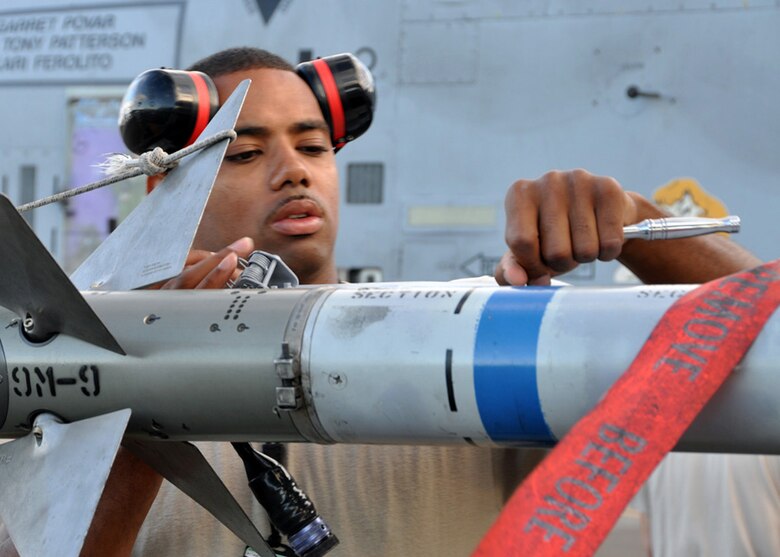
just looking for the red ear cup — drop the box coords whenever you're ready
[118,68,219,155]
[296,53,376,151]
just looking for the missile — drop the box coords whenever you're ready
[1,280,778,452]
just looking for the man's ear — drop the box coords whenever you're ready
[146,174,165,194]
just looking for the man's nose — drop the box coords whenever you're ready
[270,146,310,191]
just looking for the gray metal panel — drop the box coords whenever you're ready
[0,0,778,287]
[402,0,779,21]
[400,20,478,84]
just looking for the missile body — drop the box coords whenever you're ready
[0,282,778,452]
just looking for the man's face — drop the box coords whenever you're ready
[193,68,340,284]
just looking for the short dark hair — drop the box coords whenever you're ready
[186,46,294,78]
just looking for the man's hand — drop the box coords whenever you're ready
[148,237,255,290]
[496,169,760,286]
[497,169,638,285]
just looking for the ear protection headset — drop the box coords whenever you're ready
[118,53,375,155]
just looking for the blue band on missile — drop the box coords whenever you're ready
[473,287,557,444]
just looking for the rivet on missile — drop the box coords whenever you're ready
[149,419,169,439]
[32,425,43,445]
[327,373,348,390]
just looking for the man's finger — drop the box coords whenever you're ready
[196,252,239,289]
[594,179,629,261]
[146,250,218,289]
[568,184,600,264]
[185,249,217,266]
[505,180,552,283]
[537,178,574,274]
[161,237,254,290]
[495,252,529,286]
[160,250,229,290]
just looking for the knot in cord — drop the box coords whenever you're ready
[136,147,178,176]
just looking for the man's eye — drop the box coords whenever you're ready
[225,150,262,163]
[300,145,329,155]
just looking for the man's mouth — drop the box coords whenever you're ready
[269,198,325,236]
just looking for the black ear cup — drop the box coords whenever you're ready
[119,53,375,155]
[118,68,219,155]
[296,53,376,151]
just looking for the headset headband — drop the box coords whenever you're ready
[119,53,375,155]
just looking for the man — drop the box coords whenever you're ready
[0,47,761,557]
[134,47,532,557]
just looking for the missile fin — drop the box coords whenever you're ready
[70,79,251,292]
[0,409,131,557]
[123,439,275,556]
[0,195,125,354]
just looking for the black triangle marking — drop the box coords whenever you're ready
[255,0,283,24]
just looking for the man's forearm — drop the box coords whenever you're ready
[80,447,163,557]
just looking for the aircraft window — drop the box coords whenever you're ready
[346,162,384,204]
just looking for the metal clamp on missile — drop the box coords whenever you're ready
[233,251,303,410]
[231,252,339,557]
